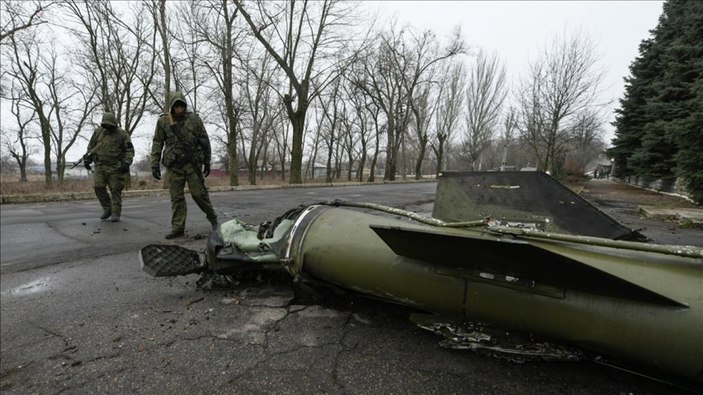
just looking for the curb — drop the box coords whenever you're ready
[0,179,436,204]
[638,205,703,229]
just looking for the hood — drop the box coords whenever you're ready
[167,91,188,113]
[100,112,118,128]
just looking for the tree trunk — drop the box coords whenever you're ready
[384,118,396,181]
[289,110,305,184]
[435,134,446,176]
[247,146,257,185]
[357,143,367,182]
[56,160,65,184]
[159,0,171,105]
[325,139,334,183]
[415,134,427,180]
[226,120,239,186]
[41,125,52,187]
[229,134,239,186]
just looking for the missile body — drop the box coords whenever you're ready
[140,171,703,385]
[281,205,703,382]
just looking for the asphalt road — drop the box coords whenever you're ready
[0,181,696,394]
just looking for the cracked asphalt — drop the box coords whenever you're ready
[1,181,696,394]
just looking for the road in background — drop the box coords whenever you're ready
[1,182,437,274]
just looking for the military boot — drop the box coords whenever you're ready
[100,209,111,220]
[110,213,120,222]
[165,229,185,239]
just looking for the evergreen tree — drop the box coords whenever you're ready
[673,79,703,203]
[667,3,703,203]
[609,0,703,203]
[609,38,661,177]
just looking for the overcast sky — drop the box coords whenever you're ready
[366,0,664,143]
[2,1,665,162]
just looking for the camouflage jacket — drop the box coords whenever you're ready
[150,92,212,169]
[85,126,134,169]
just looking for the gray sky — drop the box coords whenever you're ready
[3,1,665,162]
[366,0,664,143]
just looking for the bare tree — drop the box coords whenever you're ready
[61,0,158,189]
[237,49,284,184]
[515,31,605,176]
[43,46,99,183]
[499,107,517,171]
[316,76,344,182]
[2,84,38,182]
[408,81,437,179]
[351,29,405,181]
[233,0,361,184]
[402,30,462,179]
[4,28,100,186]
[0,0,52,43]
[343,81,374,181]
[183,0,245,186]
[5,28,54,185]
[338,100,360,181]
[2,3,107,186]
[56,1,159,190]
[401,28,465,179]
[515,69,546,169]
[166,1,212,116]
[463,50,507,171]
[432,60,465,174]
[566,108,606,174]
[63,1,158,134]
[364,101,383,182]
[304,106,325,181]
[270,117,290,182]
[145,0,172,105]
[354,24,464,180]
[62,1,112,110]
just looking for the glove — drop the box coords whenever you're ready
[203,163,211,177]
[83,159,92,171]
[119,162,130,173]
[152,166,161,180]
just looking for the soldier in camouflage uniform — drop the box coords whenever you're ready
[151,91,218,239]
[83,112,134,223]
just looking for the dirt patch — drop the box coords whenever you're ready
[580,179,702,246]
[581,179,698,209]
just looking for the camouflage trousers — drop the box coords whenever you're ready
[165,163,217,232]
[93,165,126,215]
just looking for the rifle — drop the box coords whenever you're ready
[168,114,206,182]
[74,127,113,171]
[70,158,89,170]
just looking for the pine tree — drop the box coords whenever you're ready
[609,0,703,203]
[609,38,661,177]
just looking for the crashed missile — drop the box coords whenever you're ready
[140,172,703,386]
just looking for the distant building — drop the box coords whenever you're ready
[64,167,91,178]
[208,169,228,177]
[28,165,46,174]
[593,163,612,179]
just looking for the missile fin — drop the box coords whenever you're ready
[370,225,689,308]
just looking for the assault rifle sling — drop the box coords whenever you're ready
[168,114,205,182]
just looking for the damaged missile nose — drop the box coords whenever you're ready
[139,244,205,277]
